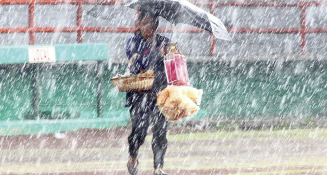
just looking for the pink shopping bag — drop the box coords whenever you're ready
[164,54,189,86]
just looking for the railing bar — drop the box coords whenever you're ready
[0,0,98,5]
[195,2,297,7]
[0,28,30,33]
[306,28,327,33]
[0,0,122,5]
[2,0,327,6]
[3,27,327,34]
[193,1,327,7]
[229,28,302,33]
[98,1,124,5]
[1,0,327,57]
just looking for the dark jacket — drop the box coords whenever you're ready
[125,31,170,107]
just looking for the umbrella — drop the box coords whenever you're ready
[124,0,232,41]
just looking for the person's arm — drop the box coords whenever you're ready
[126,37,143,74]
[157,35,171,57]
[126,37,138,60]
[128,54,143,74]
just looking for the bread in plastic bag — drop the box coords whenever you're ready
[157,86,203,121]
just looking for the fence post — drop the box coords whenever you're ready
[32,64,40,118]
[300,4,307,55]
[210,3,216,56]
[28,2,35,45]
[77,2,83,43]
[96,61,104,118]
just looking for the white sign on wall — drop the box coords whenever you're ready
[28,46,56,63]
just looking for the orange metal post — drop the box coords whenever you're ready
[210,3,216,56]
[28,2,35,45]
[77,2,83,43]
[300,4,307,55]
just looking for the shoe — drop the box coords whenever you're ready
[154,169,169,175]
[127,157,139,175]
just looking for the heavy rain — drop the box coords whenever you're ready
[0,0,327,174]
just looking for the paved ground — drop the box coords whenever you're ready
[1,125,327,175]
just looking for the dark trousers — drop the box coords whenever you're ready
[128,94,168,169]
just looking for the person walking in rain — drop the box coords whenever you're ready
[125,11,170,175]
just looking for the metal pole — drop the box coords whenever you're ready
[300,4,307,55]
[32,64,40,118]
[96,61,104,118]
[28,2,35,45]
[210,3,216,56]
[77,2,83,43]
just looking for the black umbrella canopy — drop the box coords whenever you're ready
[124,0,232,41]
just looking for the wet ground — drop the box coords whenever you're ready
[1,125,327,175]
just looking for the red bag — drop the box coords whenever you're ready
[164,53,189,86]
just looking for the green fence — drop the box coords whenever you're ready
[104,60,327,120]
[188,60,327,120]
[1,44,327,135]
[0,43,131,135]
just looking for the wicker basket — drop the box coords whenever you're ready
[110,75,155,92]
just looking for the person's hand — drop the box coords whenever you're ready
[161,42,177,56]
[160,45,169,56]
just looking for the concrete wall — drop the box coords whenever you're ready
[1,0,327,61]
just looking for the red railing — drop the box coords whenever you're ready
[1,0,327,55]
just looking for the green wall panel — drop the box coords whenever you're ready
[188,60,327,119]
[0,65,34,121]
[1,59,327,135]
[39,64,98,119]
